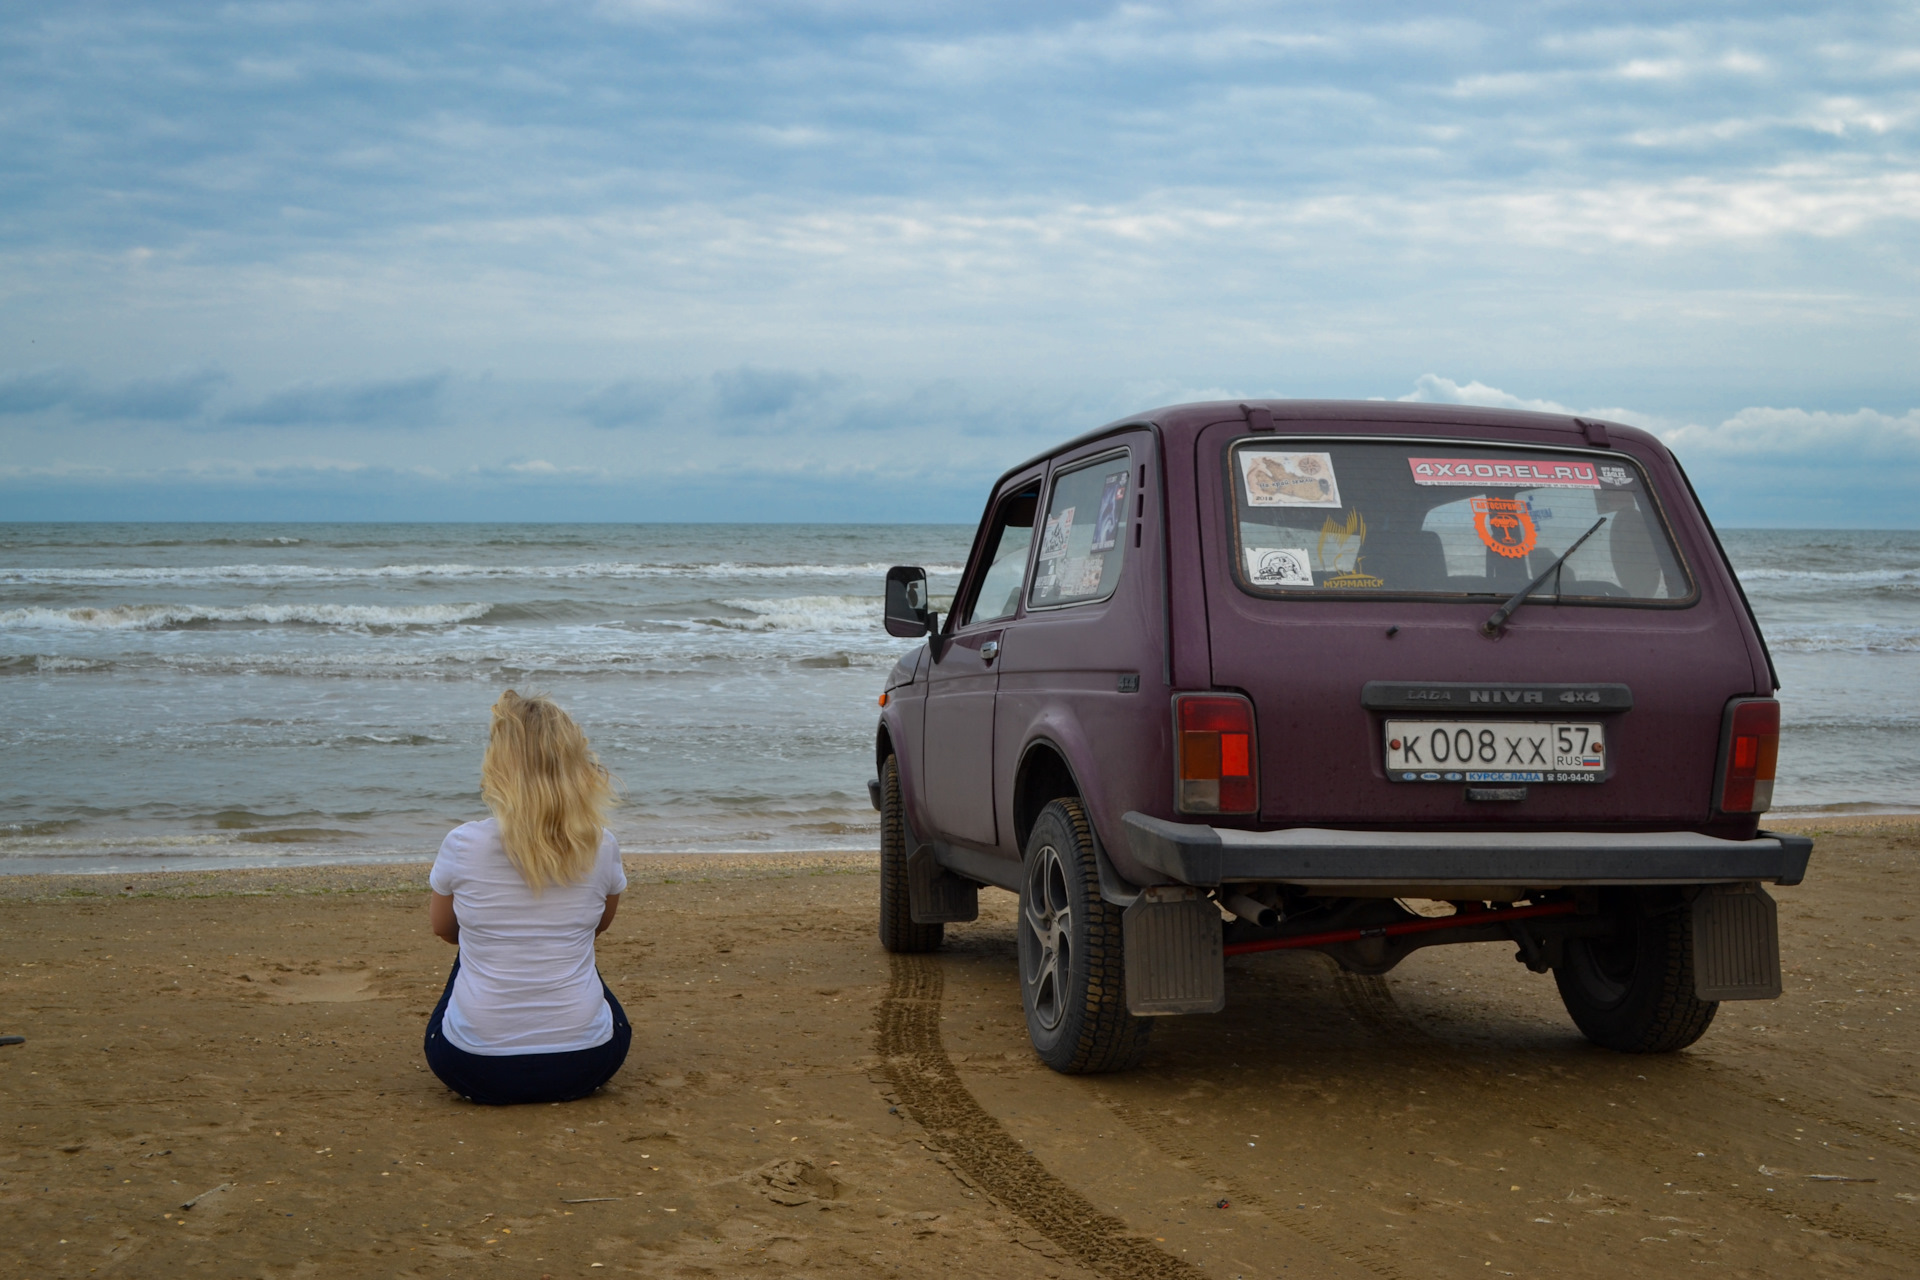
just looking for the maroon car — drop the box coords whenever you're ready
[872,400,1810,1074]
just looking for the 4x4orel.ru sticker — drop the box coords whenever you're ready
[1408,457,1601,488]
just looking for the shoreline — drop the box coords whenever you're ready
[0,814,1909,901]
[0,850,877,903]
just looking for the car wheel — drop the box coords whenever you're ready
[877,756,943,954]
[1018,798,1151,1074]
[1552,896,1717,1053]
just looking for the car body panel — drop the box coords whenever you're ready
[879,400,1784,891]
[1189,416,1763,836]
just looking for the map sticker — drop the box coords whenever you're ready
[1240,451,1341,508]
[1244,546,1315,587]
[1408,458,1599,488]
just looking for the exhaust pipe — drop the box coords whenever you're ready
[1219,890,1281,929]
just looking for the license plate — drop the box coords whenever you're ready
[1384,720,1607,783]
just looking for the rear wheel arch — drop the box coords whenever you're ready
[1012,739,1084,856]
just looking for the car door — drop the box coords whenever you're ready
[921,473,1041,848]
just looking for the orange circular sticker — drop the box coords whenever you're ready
[1471,496,1536,559]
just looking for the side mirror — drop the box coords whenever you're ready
[884,565,939,638]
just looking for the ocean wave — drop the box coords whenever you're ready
[0,654,118,674]
[0,602,493,631]
[1770,626,1920,654]
[708,595,878,633]
[0,643,904,680]
[1738,566,1920,586]
[0,560,965,586]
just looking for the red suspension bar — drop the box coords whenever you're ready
[1222,899,1579,958]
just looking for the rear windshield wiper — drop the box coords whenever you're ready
[1481,515,1609,636]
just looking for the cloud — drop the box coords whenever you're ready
[1400,374,1920,467]
[1661,405,1920,462]
[1396,375,1652,430]
[2,6,1918,524]
[0,370,83,415]
[711,366,839,419]
[577,367,845,433]
[575,377,687,429]
[0,367,225,420]
[1384,376,1920,525]
[77,369,228,420]
[223,373,448,427]
[1397,374,1576,415]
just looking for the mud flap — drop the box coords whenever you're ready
[1691,881,1782,1001]
[906,846,979,924]
[1122,889,1225,1016]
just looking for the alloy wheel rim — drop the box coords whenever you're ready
[1022,843,1073,1031]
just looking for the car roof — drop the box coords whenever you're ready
[996,399,1666,488]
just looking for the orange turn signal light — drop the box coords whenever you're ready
[1173,693,1258,815]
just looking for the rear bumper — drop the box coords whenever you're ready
[1120,812,1812,890]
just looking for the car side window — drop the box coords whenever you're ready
[961,486,1039,627]
[1030,450,1131,608]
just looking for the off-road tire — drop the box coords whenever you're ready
[1553,895,1718,1053]
[1017,798,1151,1074]
[877,756,943,954]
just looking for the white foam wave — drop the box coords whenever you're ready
[0,602,493,631]
[0,561,966,586]
[1771,627,1920,654]
[1738,567,1920,586]
[33,656,109,671]
[712,595,877,633]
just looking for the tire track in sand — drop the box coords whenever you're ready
[874,953,1206,1280]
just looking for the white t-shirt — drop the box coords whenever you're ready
[429,818,627,1056]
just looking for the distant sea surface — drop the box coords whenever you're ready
[2,524,1915,875]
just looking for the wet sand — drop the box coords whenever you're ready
[3,817,1918,1278]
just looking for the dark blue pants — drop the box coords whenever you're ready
[423,957,631,1106]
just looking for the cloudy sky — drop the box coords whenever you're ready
[2,2,1916,524]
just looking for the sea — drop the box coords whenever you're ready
[1,524,1915,876]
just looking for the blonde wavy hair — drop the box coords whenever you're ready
[481,690,615,889]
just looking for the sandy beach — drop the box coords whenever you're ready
[4,817,1919,1278]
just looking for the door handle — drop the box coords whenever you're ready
[980,640,1000,663]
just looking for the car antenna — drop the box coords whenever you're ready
[1481,515,1610,637]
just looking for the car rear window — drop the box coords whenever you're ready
[1229,438,1692,603]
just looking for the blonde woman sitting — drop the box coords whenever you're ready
[424,691,631,1105]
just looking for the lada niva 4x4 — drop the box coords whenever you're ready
[871,399,1811,1074]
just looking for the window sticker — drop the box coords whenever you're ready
[1240,451,1341,507]
[1316,508,1366,573]
[1039,509,1074,559]
[1472,496,1537,559]
[1598,464,1635,488]
[1409,458,1599,488]
[1325,568,1384,588]
[1064,556,1104,595]
[1090,471,1129,552]
[1245,546,1315,587]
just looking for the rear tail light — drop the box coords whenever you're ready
[1174,693,1258,815]
[1715,697,1780,814]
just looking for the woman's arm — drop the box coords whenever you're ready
[429,892,459,945]
[596,893,620,936]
